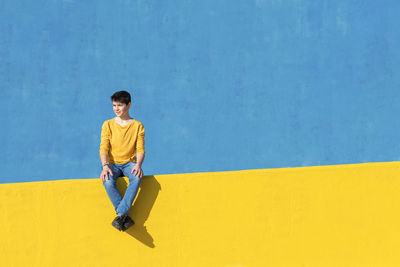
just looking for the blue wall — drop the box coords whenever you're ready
[1,0,400,183]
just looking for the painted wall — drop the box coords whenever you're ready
[1,0,400,183]
[1,162,400,266]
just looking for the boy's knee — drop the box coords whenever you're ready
[128,174,141,183]
[102,178,115,187]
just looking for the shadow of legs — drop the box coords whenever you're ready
[116,175,161,247]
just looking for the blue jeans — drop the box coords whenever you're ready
[102,161,142,216]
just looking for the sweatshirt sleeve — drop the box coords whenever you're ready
[136,123,145,154]
[99,121,111,155]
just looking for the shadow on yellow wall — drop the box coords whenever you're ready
[116,175,161,247]
[2,162,400,266]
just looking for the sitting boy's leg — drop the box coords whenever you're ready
[116,162,142,215]
[102,164,123,214]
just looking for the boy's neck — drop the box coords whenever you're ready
[117,114,132,121]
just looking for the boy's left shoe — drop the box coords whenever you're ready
[122,215,135,231]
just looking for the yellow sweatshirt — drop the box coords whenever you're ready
[99,118,145,164]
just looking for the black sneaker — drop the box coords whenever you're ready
[122,215,135,231]
[111,215,124,231]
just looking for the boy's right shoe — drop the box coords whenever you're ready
[122,215,135,231]
[111,215,125,231]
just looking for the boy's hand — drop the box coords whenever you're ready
[100,165,113,181]
[131,165,143,179]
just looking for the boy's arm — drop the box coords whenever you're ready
[99,122,113,181]
[100,153,113,181]
[99,121,111,161]
[100,154,109,167]
[131,153,145,178]
[131,124,145,178]
[136,124,145,167]
[136,153,145,167]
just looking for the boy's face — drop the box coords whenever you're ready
[113,101,131,117]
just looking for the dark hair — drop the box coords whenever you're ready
[111,91,131,105]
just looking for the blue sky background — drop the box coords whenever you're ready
[1,0,400,183]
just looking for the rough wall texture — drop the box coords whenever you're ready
[1,162,400,266]
[1,0,400,183]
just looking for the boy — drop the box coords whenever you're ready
[99,90,145,231]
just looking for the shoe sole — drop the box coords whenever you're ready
[122,221,134,231]
[112,218,124,231]
[112,222,123,231]
[121,217,135,231]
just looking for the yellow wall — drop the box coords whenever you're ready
[1,162,400,266]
